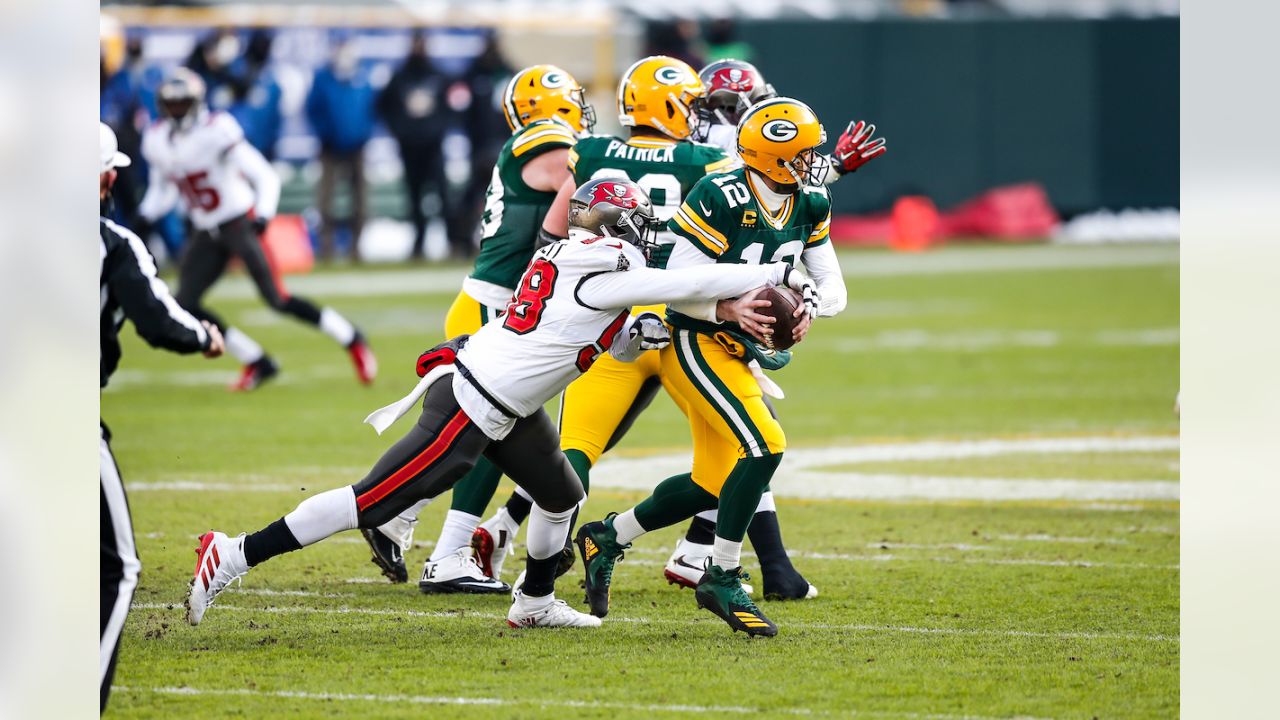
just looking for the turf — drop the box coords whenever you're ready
[103,243,1179,719]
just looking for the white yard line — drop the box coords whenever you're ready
[126,435,1180,502]
[129,603,1175,644]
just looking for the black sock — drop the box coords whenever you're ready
[242,518,302,567]
[505,492,533,526]
[281,296,323,325]
[521,553,560,598]
[746,511,798,576]
[684,515,716,545]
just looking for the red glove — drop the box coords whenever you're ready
[416,335,469,377]
[831,120,887,175]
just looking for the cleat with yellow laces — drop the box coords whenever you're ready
[695,564,778,638]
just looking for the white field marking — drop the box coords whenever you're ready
[619,553,1175,572]
[113,686,1057,720]
[1080,503,1147,512]
[865,542,993,551]
[125,436,1180,502]
[592,435,1180,501]
[239,306,444,335]
[996,534,1129,545]
[105,366,349,390]
[129,603,1175,644]
[236,588,354,599]
[833,327,1178,354]
[1123,525,1178,534]
[201,244,1176,301]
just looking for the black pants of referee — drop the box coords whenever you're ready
[101,423,139,712]
[174,214,325,336]
[352,375,584,529]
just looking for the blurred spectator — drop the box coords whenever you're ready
[455,32,513,258]
[306,38,378,262]
[100,37,154,230]
[186,28,243,112]
[378,31,450,261]
[228,30,284,160]
[704,19,755,63]
[645,20,705,70]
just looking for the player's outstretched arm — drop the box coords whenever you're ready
[229,142,281,221]
[136,165,179,223]
[578,261,812,312]
[105,223,212,355]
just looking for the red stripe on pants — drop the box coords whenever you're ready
[355,409,471,512]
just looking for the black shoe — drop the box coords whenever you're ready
[575,514,629,618]
[696,564,778,638]
[762,569,818,601]
[360,528,407,584]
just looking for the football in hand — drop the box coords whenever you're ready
[757,286,803,351]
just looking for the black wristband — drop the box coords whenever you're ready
[536,227,567,249]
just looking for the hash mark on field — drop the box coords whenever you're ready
[115,685,1056,719]
[130,603,1176,643]
[996,534,1129,545]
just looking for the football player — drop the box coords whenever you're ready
[359,65,595,592]
[138,68,376,391]
[185,178,819,629]
[656,58,888,595]
[575,99,848,637]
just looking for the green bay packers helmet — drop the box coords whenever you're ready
[617,56,705,140]
[568,178,662,259]
[737,97,830,187]
[502,64,596,134]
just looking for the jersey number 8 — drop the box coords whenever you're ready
[502,258,557,334]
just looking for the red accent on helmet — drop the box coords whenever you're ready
[588,182,640,211]
[709,67,756,94]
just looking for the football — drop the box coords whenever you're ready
[759,285,804,350]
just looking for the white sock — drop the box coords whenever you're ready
[526,505,574,560]
[320,307,357,347]
[695,508,718,522]
[754,491,776,514]
[712,536,744,570]
[283,487,358,547]
[429,510,481,562]
[378,498,430,550]
[611,509,646,546]
[224,326,265,364]
[515,588,554,609]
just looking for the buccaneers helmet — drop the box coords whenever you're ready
[617,56,705,140]
[568,178,662,259]
[501,64,595,134]
[697,59,776,128]
[157,67,207,131]
[737,97,830,187]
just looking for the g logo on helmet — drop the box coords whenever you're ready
[654,65,689,86]
[761,119,799,142]
[590,182,640,210]
[541,71,567,89]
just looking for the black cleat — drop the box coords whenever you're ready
[360,528,407,584]
[762,570,819,601]
[695,564,778,638]
[575,514,629,618]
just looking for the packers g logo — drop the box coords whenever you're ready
[761,119,799,142]
[541,71,567,89]
[654,65,689,85]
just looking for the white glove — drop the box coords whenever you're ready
[630,312,671,351]
[781,265,820,320]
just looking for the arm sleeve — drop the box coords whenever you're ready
[664,238,721,322]
[801,240,847,317]
[578,262,784,311]
[228,141,281,219]
[137,164,178,222]
[109,229,209,353]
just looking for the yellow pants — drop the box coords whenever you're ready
[660,328,786,496]
[444,289,503,338]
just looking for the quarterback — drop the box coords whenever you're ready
[139,68,375,391]
[576,98,848,637]
[186,178,819,629]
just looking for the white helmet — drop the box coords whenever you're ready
[100,122,131,174]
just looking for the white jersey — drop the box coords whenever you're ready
[453,234,791,440]
[139,112,280,230]
[703,122,739,159]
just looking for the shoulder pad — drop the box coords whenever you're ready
[511,120,576,158]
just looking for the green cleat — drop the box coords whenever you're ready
[695,564,778,638]
[575,514,630,618]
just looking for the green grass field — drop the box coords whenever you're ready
[104,243,1179,719]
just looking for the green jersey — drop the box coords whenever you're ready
[470,119,577,298]
[667,166,832,333]
[569,135,735,263]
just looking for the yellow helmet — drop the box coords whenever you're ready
[617,56,705,140]
[502,64,596,134]
[737,97,830,186]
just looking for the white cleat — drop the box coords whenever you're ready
[471,508,518,579]
[419,547,510,594]
[185,531,248,626]
[664,540,753,596]
[507,590,602,628]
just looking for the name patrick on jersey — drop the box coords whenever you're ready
[604,139,675,163]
